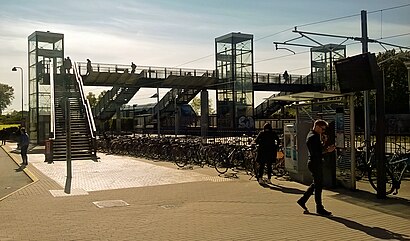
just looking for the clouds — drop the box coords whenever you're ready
[0,0,409,112]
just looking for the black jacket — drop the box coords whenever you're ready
[255,130,279,162]
[306,130,323,166]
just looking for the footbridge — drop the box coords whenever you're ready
[76,62,324,123]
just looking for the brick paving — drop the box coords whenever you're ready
[1,143,409,241]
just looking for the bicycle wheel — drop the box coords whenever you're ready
[173,148,187,168]
[215,153,229,174]
[368,165,395,195]
[355,152,367,181]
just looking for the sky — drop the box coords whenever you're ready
[0,0,409,113]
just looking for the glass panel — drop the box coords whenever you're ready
[54,39,63,50]
[28,37,36,52]
[29,52,36,66]
[37,41,53,50]
[29,93,37,108]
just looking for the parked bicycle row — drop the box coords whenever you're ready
[96,134,286,178]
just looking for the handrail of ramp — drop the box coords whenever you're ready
[73,62,97,141]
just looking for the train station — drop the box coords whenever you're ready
[20,27,409,200]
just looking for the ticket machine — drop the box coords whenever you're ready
[284,124,298,173]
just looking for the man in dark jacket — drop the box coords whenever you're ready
[255,123,280,184]
[297,119,335,216]
[20,127,30,165]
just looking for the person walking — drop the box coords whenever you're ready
[297,119,335,216]
[86,59,93,75]
[131,62,136,73]
[20,127,30,165]
[64,57,72,74]
[283,70,289,83]
[255,123,280,184]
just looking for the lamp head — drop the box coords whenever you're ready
[12,67,17,71]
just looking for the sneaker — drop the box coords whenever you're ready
[297,199,308,211]
[316,208,332,216]
[257,178,264,184]
[266,178,272,184]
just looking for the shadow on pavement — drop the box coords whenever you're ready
[330,188,410,220]
[303,212,410,240]
[14,166,26,172]
[259,182,305,195]
[327,215,410,241]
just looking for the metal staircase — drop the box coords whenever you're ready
[93,86,140,120]
[51,67,97,161]
[147,88,201,125]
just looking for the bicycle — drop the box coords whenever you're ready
[354,140,375,181]
[272,146,286,177]
[367,143,410,195]
[214,144,257,177]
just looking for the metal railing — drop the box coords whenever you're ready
[253,72,310,85]
[76,62,216,79]
[50,61,56,140]
[73,62,97,141]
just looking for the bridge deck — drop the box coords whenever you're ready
[77,62,321,92]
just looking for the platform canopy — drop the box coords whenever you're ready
[269,91,345,102]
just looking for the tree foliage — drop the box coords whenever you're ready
[86,92,97,108]
[0,83,14,115]
[0,110,23,124]
[377,50,410,114]
[189,96,215,115]
[354,50,410,114]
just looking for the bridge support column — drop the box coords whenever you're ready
[116,106,121,133]
[200,90,209,143]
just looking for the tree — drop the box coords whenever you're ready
[377,50,410,114]
[353,50,410,130]
[354,50,409,114]
[86,92,97,108]
[0,83,14,115]
[189,96,215,115]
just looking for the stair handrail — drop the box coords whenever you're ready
[73,62,97,140]
[50,60,56,140]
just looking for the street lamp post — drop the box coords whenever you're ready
[12,66,24,124]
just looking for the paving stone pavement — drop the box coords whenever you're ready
[1,143,409,241]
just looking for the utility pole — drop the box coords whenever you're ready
[361,10,386,198]
[361,10,371,170]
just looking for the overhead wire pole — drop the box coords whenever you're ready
[361,11,372,180]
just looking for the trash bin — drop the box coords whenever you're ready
[45,139,53,163]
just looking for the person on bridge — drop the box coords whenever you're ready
[255,122,280,184]
[86,59,93,75]
[64,57,72,74]
[283,70,289,83]
[131,62,136,73]
[20,127,30,166]
[297,119,335,216]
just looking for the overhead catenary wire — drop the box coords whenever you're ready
[171,4,410,68]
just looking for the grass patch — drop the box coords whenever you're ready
[0,124,20,131]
